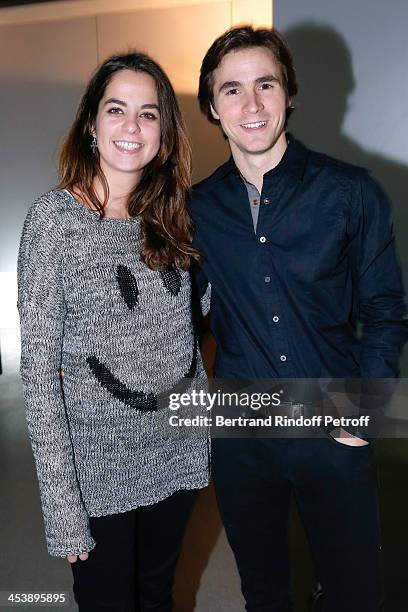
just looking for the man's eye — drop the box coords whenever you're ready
[107,107,123,114]
[259,82,274,90]
[226,88,240,96]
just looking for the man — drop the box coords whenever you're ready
[190,26,408,612]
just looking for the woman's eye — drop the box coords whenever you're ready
[226,88,240,96]
[140,112,158,120]
[107,107,123,114]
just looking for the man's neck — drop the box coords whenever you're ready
[231,132,288,193]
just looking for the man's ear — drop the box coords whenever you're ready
[210,103,220,121]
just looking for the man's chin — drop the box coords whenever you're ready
[237,142,276,156]
[229,133,286,158]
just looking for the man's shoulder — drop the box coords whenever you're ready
[189,159,235,220]
[306,143,369,185]
[192,158,234,194]
[303,142,389,212]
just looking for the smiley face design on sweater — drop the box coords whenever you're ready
[86,265,197,410]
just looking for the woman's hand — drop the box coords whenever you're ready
[66,552,89,564]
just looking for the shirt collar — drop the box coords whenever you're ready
[211,134,309,183]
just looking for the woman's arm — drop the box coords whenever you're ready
[17,194,96,558]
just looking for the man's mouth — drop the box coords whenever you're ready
[240,121,267,130]
[113,140,144,151]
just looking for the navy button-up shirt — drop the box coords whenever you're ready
[190,137,408,379]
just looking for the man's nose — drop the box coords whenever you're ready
[243,91,264,113]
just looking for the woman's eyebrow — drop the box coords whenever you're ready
[104,97,126,106]
[140,104,160,110]
[103,99,159,111]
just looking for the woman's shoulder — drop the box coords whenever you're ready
[19,191,73,261]
[28,188,72,216]
[24,189,81,235]
[27,189,71,222]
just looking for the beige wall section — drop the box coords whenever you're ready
[231,0,272,27]
[0,0,227,25]
[0,0,272,26]
[97,3,230,94]
[97,2,232,181]
[0,17,97,84]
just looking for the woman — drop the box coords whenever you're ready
[17,52,209,611]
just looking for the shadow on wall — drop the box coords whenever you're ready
[283,23,408,611]
[283,23,408,375]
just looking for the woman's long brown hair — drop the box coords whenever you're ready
[58,52,199,271]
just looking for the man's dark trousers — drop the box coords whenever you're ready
[212,436,384,612]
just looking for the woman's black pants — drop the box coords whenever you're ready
[71,489,198,612]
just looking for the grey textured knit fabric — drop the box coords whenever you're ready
[17,189,210,558]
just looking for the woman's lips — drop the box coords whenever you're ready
[113,140,144,153]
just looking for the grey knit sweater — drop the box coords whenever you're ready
[17,189,209,558]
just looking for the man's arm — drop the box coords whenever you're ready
[345,171,408,439]
[353,170,408,378]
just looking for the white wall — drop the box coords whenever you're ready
[276,0,408,165]
[275,0,408,373]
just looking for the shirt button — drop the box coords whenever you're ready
[264,276,271,283]
[280,355,287,362]
[263,198,270,204]
[259,236,266,243]
[273,315,279,322]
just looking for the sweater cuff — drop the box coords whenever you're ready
[46,532,97,558]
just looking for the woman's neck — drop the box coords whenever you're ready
[93,172,139,219]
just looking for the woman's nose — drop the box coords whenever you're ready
[125,118,141,133]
